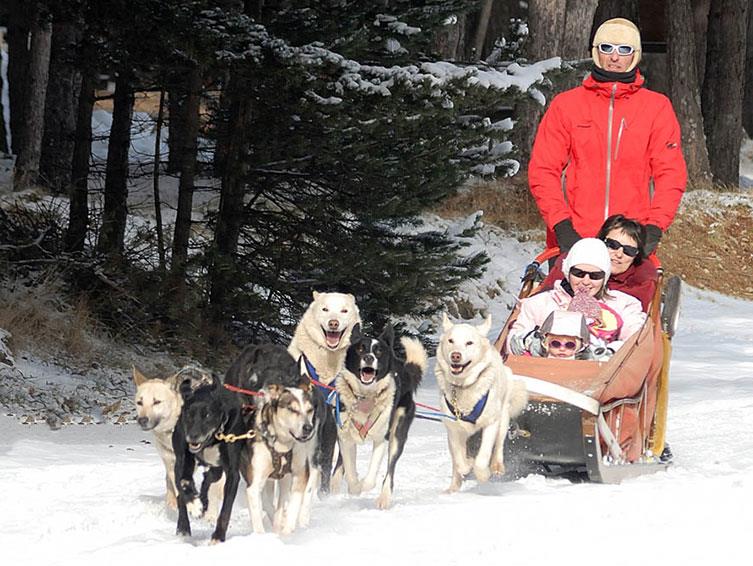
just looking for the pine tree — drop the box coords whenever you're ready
[198,1,524,339]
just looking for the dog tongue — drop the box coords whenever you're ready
[325,331,341,347]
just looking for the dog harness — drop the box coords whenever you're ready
[444,391,489,424]
[303,355,342,426]
[348,397,384,440]
[268,445,293,480]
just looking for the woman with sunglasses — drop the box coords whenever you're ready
[507,238,646,356]
[541,215,658,310]
[527,18,686,257]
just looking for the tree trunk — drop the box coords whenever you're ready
[167,87,184,174]
[66,74,95,253]
[692,0,711,91]
[14,14,52,190]
[152,88,167,270]
[528,0,567,60]
[667,0,712,187]
[6,0,30,155]
[0,31,9,155]
[561,0,600,60]
[210,71,252,313]
[472,0,495,61]
[743,0,753,138]
[170,67,203,283]
[433,13,472,61]
[97,74,134,257]
[40,20,83,193]
[702,0,748,186]
[590,0,641,43]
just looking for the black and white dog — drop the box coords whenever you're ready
[172,373,246,543]
[335,324,427,508]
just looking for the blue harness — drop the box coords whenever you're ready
[304,356,342,426]
[443,391,489,424]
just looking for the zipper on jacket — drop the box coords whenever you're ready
[604,83,617,221]
[615,118,626,161]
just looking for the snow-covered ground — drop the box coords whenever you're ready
[2,237,752,564]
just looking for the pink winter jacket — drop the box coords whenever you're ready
[507,281,646,350]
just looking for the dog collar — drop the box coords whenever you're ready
[444,390,489,424]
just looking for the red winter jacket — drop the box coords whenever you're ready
[529,71,687,247]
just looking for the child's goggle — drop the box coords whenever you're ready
[547,339,579,350]
[597,43,635,56]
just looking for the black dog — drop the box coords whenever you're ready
[334,324,427,508]
[172,373,246,543]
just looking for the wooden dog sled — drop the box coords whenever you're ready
[496,249,680,483]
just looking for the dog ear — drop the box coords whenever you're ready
[379,324,395,348]
[441,312,453,332]
[312,290,320,301]
[132,366,148,386]
[477,314,492,337]
[178,377,195,401]
[350,323,362,344]
[298,354,312,379]
[298,375,312,392]
[265,383,283,400]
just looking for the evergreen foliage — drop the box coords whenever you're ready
[196,2,520,340]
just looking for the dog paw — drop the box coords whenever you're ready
[491,461,506,476]
[457,460,473,477]
[298,509,311,528]
[444,484,460,494]
[166,492,178,510]
[375,493,392,510]
[473,465,491,483]
[347,480,363,496]
[360,478,376,493]
[186,498,204,518]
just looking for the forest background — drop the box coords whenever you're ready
[1,0,752,367]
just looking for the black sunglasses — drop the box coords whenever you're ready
[547,339,579,350]
[603,237,640,258]
[569,266,606,280]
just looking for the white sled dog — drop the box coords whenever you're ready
[289,291,362,386]
[288,291,361,520]
[436,314,528,492]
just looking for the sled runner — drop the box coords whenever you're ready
[495,249,679,483]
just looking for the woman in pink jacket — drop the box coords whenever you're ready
[508,238,646,356]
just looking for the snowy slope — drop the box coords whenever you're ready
[2,258,752,565]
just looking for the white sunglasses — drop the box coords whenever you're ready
[597,43,635,56]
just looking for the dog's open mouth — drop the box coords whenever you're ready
[323,328,345,349]
[359,367,377,384]
[450,361,471,375]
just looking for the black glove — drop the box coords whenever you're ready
[643,224,663,257]
[553,219,581,252]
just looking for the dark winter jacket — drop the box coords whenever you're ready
[528,70,687,248]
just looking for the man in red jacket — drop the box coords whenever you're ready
[528,18,687,256]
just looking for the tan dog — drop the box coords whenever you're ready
[242,379,317,535]
[133,367,183,509]
[435,314,528,492]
